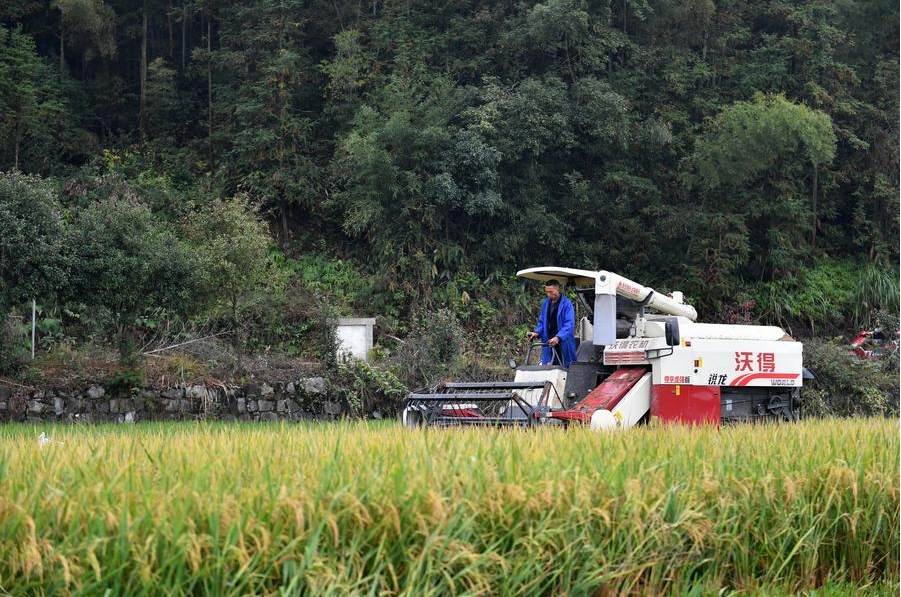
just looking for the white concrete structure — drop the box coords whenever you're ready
[336,318,376,361]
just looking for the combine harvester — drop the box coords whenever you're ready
[403,267,808,430]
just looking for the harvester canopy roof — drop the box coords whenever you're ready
[516,267,600,287]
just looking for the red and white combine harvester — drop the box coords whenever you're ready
[403,267,809,429]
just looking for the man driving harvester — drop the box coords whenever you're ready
[526,279,577,367]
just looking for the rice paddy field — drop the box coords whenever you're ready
[0,418,897,596]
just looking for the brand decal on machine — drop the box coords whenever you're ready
[730,373,799,386]
[707,372,799,386]
[707,373,798,386]
[615,339,650,349]
[734,351,775,372]
[664,375,690,383]
[616,280,643,298]
[724,351,799,386]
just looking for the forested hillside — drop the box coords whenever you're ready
[0,0,898,375]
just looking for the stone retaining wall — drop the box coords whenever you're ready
[0,377,355,423]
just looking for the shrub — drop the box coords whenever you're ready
[275,252,376,314]
[0,170,68,322]
[0,315,28,373]
[750,259,900,337]
[234,277,341,366]
[851,263,900,329]
[65,196,203,357]
[329,359,406,418]
[310,292,340,370]
[182,195,271,325]
[802,337,899,417]
[750,260,856,336]
[390,308,464,389]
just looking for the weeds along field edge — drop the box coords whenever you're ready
[0,418,897,596]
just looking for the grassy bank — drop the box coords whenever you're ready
[0,419,897,596]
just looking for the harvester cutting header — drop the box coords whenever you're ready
[403,266,807,430]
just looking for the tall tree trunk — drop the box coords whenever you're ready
[59,28,64,76]
[563,37,575,83]
[702,27,708,62]
[277,10,288,240]
[181,4,187,71]
[207,19,214,170]
[139,5,148,137]
[331,0,344,28]
[810,164,818,249]
[13,124,20,170]
[167,0,174,58]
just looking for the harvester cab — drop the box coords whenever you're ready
[402,266,804,430]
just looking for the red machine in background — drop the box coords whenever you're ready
[850,328,899,360]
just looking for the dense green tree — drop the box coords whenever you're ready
[182,194,271,326]
[52,0,116,72]
[210,0,320,239]
[143,56,181,138]
[826,0,899,266]
[318,28,379,125]
[65,195,201,338]
[0,25,66,171]
[333,73,465,302]
[683,94,836,293]
[0,170,68,320]
[0,0,895,339]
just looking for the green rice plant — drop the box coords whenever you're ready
[0,419,896,596]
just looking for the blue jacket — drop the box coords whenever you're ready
[534,295,577,367]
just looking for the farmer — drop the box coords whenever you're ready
[526,279,577,367]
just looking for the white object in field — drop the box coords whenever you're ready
[38,432,63,447]
[513,367,567,409]
[589,372,652,431]
[589,410,617,430]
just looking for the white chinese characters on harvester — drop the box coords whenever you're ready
[403,267,807,429]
